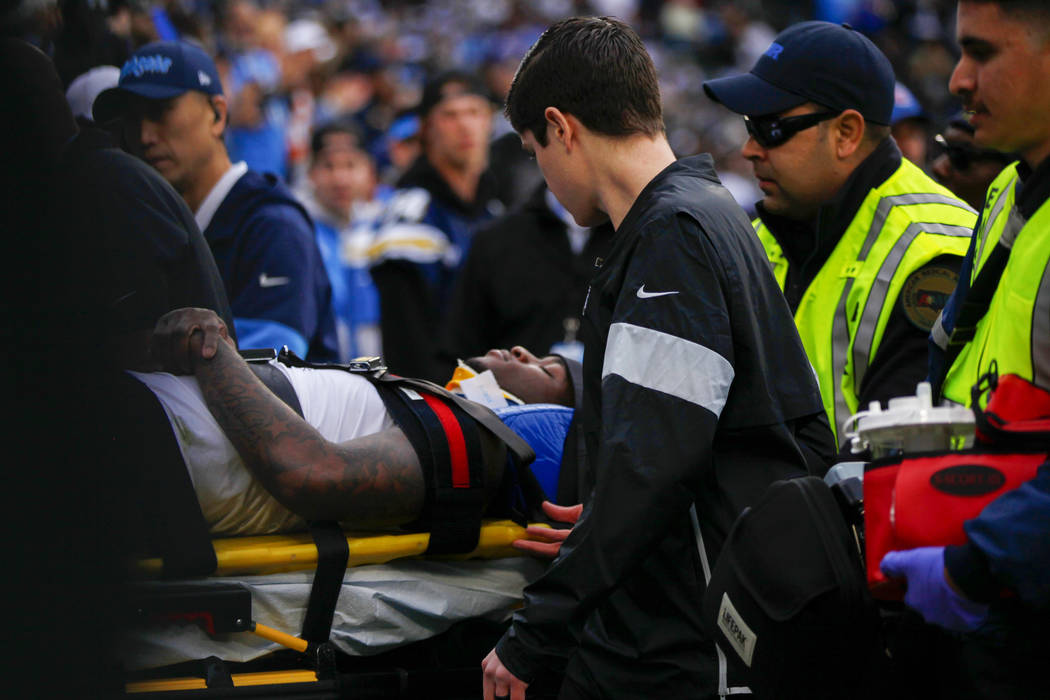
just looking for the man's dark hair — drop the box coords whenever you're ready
[505,16,664,146]
[309,120,365,163]
[961,0,1050,25]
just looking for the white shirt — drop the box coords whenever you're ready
[194,161,249,232]
[130,362,394,536]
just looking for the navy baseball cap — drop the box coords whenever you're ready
[703,21,896,125]
[93,41,223,123]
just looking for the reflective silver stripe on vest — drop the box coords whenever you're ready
[931,311,950,351]
[1000,205,1027,250]
[859,193,976,261]
[602,322,734,417]
[1033,257,1050,389]
[831,276,856,440]
[975,179,1017,269]
[851,222,974,394]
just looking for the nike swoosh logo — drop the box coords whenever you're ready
[637,285,679,299]
[259,273,291,288]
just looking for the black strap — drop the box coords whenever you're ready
[114,373,217,578]
[246,361,304,418]
[247,355,343,644]
[945,240,1012,370]
[300,520,349,644]
[373,372,537,468]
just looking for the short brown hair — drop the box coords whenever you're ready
[505,17,664,146]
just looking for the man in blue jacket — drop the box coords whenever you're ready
[95,40,338,360]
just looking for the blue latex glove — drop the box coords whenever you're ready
[881,546,989,632]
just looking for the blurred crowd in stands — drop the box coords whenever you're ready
[4,0,989,377]
[18,0,973,196]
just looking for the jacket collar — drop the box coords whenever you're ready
[396,154,498,217]
[1016,153,1050,219]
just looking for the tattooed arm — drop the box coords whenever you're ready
[151,308,425,527]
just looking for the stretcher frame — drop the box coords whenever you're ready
[124,519,548,697]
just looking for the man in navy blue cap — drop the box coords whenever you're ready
[704,21,975,449]
[94,41,338,361]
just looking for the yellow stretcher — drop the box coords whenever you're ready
[125,520,548,697]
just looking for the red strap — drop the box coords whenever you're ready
[422,394,470,488]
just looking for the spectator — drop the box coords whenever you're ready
[300,120,387,361]
[444,182,613,363]
[64,64,119,124]
[221,0,288,178]
[369,69,502,381]
[94,40,339,360]
[891,81,932,169]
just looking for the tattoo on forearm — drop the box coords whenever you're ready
[196,345,425,526]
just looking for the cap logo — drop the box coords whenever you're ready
[198,70,212,86]
[122,54,173,80]
[764,42,784,60]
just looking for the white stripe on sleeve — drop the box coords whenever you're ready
[602,322,734,417]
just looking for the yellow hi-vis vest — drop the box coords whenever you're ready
[755,159,976,442]
[970,163,1022,285]
[942,172,1050,407]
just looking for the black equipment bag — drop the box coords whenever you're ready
[701,476,884,699]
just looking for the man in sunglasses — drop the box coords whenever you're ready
[704,21,976,447]
[932,114,1016,210]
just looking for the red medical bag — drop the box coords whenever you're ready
[864,372,1050,599]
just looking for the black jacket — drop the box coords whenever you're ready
[442,183,614,361]
[495,156,834,698]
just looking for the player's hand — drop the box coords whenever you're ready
[512,500,583,558]
[152,307,233,374]
[482,648,528,700]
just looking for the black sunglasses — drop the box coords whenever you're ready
[933,133,1012,171]
[744,111,840,149]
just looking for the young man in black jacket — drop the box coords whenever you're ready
[482,17,835,700]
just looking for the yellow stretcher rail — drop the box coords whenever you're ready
[127,669,319,693]
[134,519,548,577]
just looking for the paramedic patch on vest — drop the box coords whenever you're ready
[900,265,959,331]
